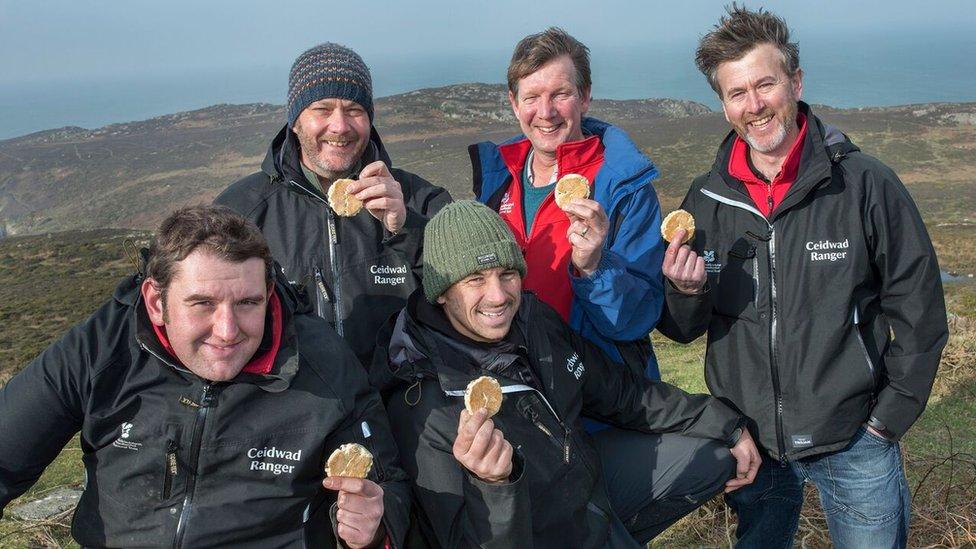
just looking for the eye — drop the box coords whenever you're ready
[466,276,485,286]
[501,270,520,281]
[347,107,366,117]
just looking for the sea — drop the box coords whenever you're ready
[2,30,974,141]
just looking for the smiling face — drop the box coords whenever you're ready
[437,267,522,343]
[292,97,371,183]
[715,43,803,159]
[509,55,591,159]
[143,249,269,381]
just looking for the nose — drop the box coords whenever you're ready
[745,89,765,114]
[212,304,240,342]
[327,108,352,134]
[483,276,508,305]
[536,95,557,119]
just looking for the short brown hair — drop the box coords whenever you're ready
[145,205,273,300]
[695,4,800,95]
[507,27,591,97]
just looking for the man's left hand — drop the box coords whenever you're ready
[349,161,407,234]
[725,427,761,493]
[323,476,386,548]
[564,198,609,277]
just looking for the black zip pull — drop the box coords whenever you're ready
[563,427,571,464]
[314,268,331,303]
[163,439,179,500]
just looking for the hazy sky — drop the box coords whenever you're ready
[1,0,974,138]
[3,0,973,84]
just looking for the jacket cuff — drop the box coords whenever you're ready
[570,251,620,287]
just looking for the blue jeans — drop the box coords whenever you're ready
[726,426,910,548]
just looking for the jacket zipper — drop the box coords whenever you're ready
[289,178,344,337]
[325,207,344,337]
[700,188,787,460]
[517,398,569,464]
[851,306,877,386]
[767,228,787,461]
[173,383,216,548]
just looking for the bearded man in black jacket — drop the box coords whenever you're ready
[373,201,761,548]
[658,6,949,548]
[0,206,409,548]
[217,43,451,367]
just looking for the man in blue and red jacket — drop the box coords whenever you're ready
[470,27,664,383]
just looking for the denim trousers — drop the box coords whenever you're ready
[726,426,910,548]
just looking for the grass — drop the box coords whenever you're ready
[650,281,976,547]
[1,221,974,547]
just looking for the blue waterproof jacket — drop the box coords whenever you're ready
[471,117,665,381]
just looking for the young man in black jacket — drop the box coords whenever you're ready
[0,206,409,548]
[216,43,451,367]
[658,7,949,548]
[374,201,760,548]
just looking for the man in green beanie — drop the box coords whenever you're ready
[371,201,761,548]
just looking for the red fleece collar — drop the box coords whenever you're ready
[150,289,283,376]
[728,112,807,217]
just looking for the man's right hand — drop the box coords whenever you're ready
[453,408,513,483]
[662,228,706,295]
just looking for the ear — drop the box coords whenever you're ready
[579,87,591,115]
[508,90,519,118]
[436,294,447,305]
[792,68,804,102]
[142,278,166,326]
[722,101,731,124]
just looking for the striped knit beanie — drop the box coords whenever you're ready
[423,201,527,302]
[287,43,374,126]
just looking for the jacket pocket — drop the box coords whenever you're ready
[851,304,878,391]
[714,237,759,320]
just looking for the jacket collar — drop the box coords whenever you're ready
[119,272,302,392]
[473,117,658,205]
[703,102,854,223]
[388,290,533,394]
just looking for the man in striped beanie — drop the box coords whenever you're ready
[216,43,451,369]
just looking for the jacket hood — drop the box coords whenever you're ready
[260,123,393,188]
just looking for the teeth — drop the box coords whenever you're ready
[749,116,773,127]
[536,126,559,134]
[479,310,504,317]
[325,140,350,147]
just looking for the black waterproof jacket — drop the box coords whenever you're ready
[374,291,742,548]
[0,273,410,548]
[658,103,948,461]
[216,125,451,366]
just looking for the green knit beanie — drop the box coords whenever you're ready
[423,201,527,302]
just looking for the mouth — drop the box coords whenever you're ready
[747,115,774,130]
[477,307,510,320]
[534,122,564,135]
[322,139,354,148]
[203,341,244,354]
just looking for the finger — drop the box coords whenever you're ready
[466,418,496,458]
[354,182,397,202]
[336,492,375,514]
[358,160,390,179]
[497,440,514,471]
[335,520,369,547]
[691,256,706,282]
[323,476,367,495]
[562,200,599,221]
[665,229,685,259]
[482,429,505,464]
[457,408,486,443]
